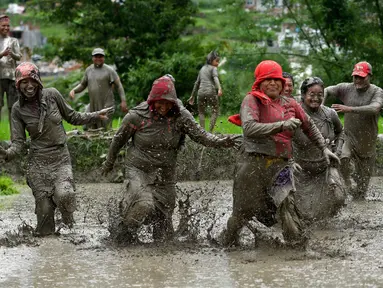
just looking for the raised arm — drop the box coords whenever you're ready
[52,88,100,125]
[180,109,233,148]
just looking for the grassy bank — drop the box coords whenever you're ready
[0,112,241,141]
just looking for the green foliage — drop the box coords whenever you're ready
[0,176,19,196]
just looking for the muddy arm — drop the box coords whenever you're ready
[180,109,227,147]
[212,67,222,91]
[296,103,326,151]
[104,113,138,168]
[52,88,99,125]
[241,95,282,138]
[331,109,344,154]
[348,101,383,114]
[190,74,201,99]
[10,39,22,61]
[114,77,126,103]
[6,108,26,160]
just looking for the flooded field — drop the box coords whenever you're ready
[2,179,383,287]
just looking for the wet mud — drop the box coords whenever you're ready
[2,179,383,287]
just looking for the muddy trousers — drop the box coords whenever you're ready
[225,153,304,246]
[198,93,219,132]
[33,181,77,236]
[111,170,176,243]
[0,79,17,137]
[340,151,375,199]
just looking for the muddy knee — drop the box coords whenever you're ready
[123,202,154,229]
[53,185,77,214]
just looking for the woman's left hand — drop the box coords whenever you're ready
[98,107,114,120]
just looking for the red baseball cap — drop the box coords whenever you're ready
[351,61,372,77]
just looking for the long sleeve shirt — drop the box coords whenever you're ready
[241,94,326,158]
[0,36,22,80]
[104,102,227,171]
[324,83,383,157]
[8,88,99,159]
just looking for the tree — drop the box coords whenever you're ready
[29,0,206,106]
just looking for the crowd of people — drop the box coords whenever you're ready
[1,12,382,246]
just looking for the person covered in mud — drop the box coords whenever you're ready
[0,62,113,236]
[282,72,294,98]
[102,75,238,243]
[323,62,383,200]
[293,77,346,222]
[225,60,340,247]
[187,51,222,132]
[0,15,22,135]
[69,48,127,130]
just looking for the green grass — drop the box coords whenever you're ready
[0,175,19,196]
[0,113,241,141]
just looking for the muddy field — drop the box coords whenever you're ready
[1,179,383,287]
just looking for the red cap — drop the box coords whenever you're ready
[253,60,286,90]
[351,62,372,78]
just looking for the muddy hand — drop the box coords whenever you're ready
[98,107,114,120]
[323,147,340,165]
[1,47,11,57]
[282,118,301,131]
[217,135,240,148]
[288,159,302,173]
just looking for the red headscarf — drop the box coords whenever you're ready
[228,60,286,126]
[15,62,43,89]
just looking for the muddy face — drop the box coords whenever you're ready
[92,54,105,67]
[283,77,294,97]
[19,78,39,99]
[0,20,10,37]
[260,78,283,99]
[154,100,174,117]
[303,84,323,111]
[353,75,370,90]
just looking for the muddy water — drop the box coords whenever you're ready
[2,179,383,287]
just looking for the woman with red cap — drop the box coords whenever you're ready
[102,75,237,243]
[224,60,339,246]
[0,62,112,236]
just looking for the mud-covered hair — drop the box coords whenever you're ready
[282,72,294,86]
[300,77,324,101]
[206,50,219,65]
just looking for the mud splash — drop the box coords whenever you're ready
[1,179,383,287]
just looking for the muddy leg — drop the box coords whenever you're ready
[53,181,77,228]
[279,192,306,246]
[223,213,244,247]
[209,99,219,133]
[198,100,206,130]
[340,157,352,188]
[152,209,174,242]
[353,156,374,200]
[35,197,55,236]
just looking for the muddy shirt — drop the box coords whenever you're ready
[294,104,344,162]
[241,94,326,158]
[105,102,226,171]
[74,64,125,112]
[0,36,21,80]
[324,83,383,157]
[7,88,99,158]
[191,64,221,97]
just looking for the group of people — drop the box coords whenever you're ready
[0,16,382,246]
